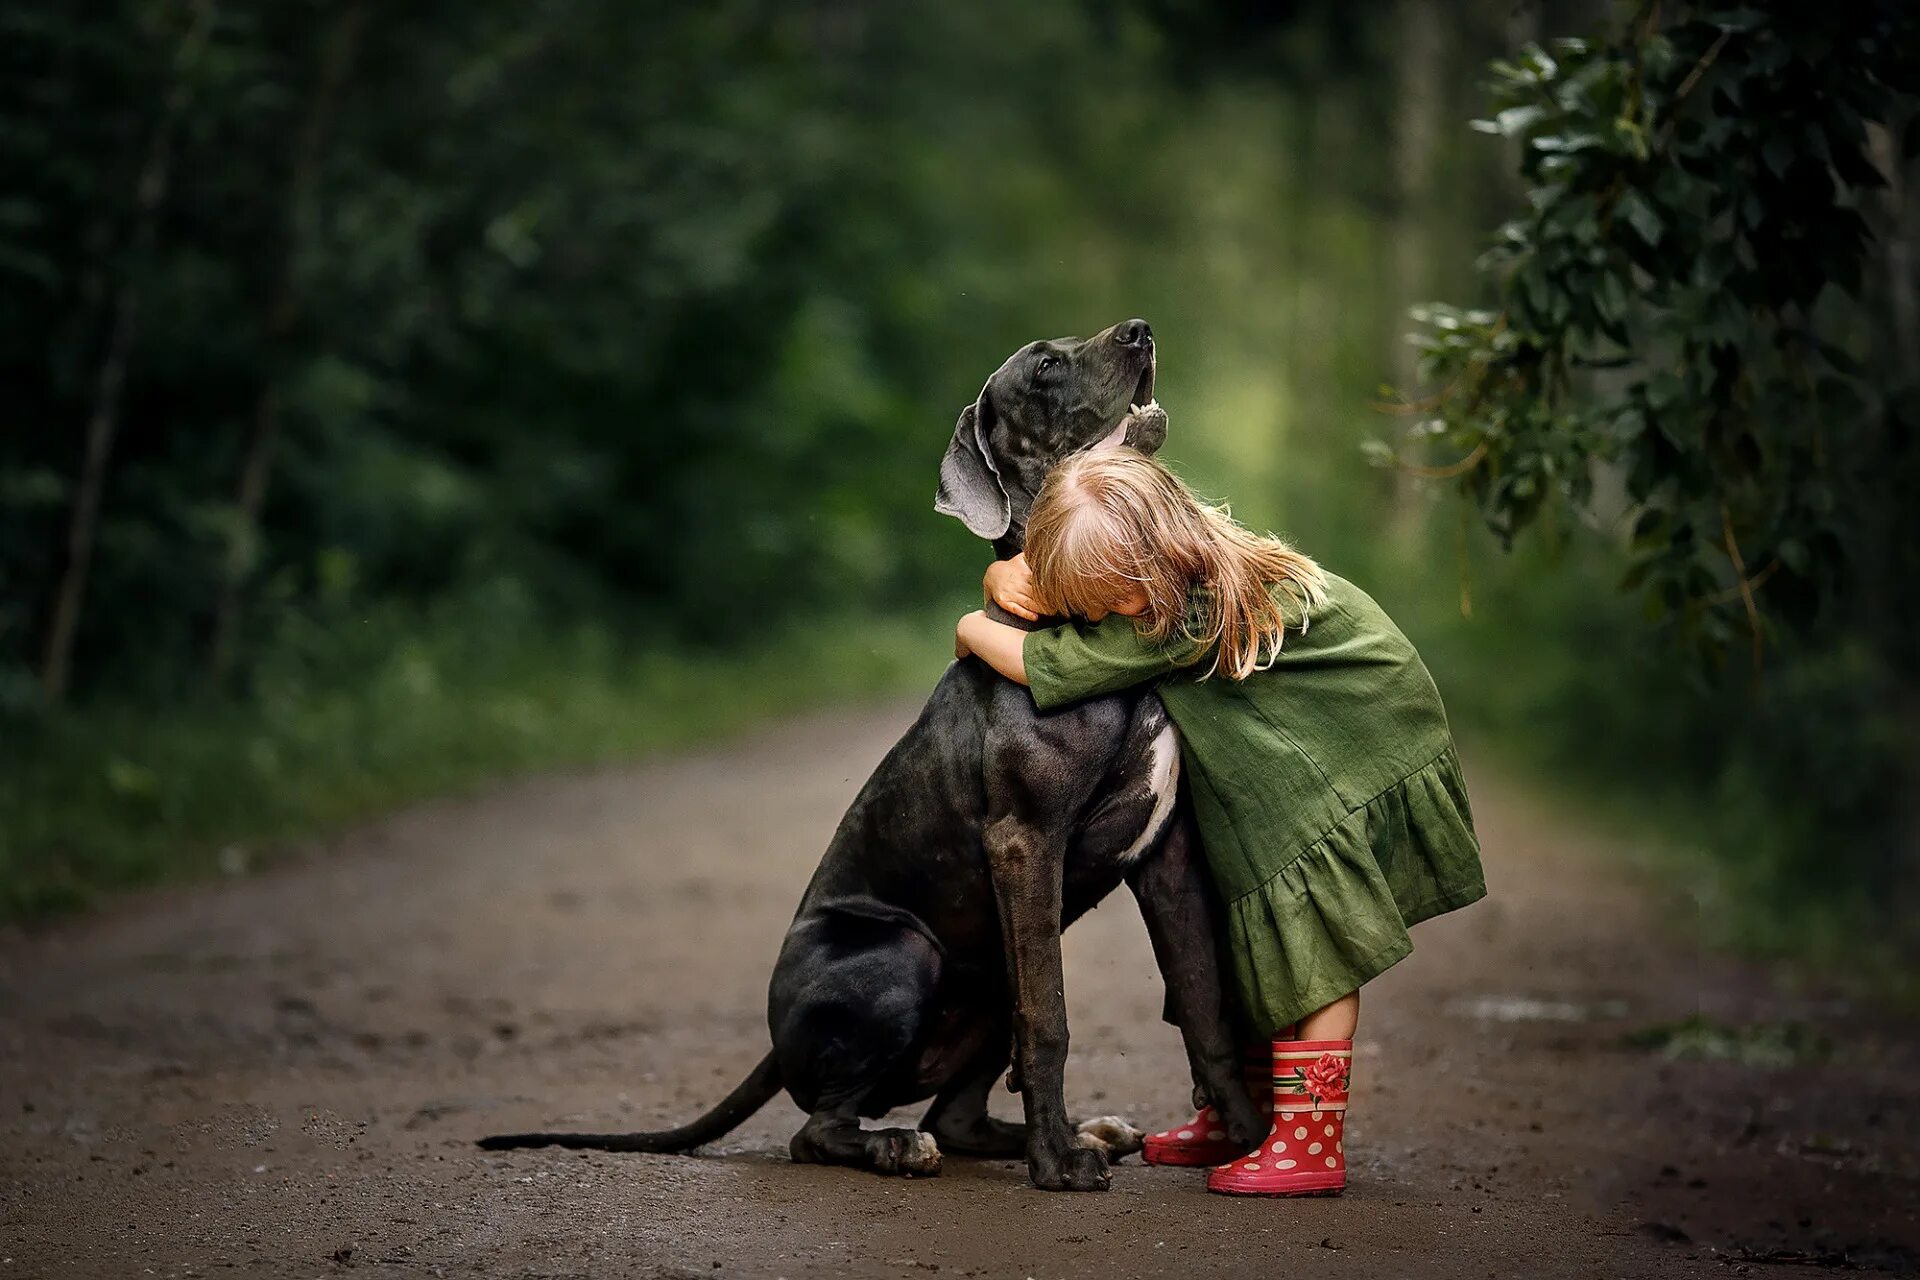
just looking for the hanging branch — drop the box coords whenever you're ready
[1720,503,1764,676]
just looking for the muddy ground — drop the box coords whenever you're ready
[2,702,1917,1278]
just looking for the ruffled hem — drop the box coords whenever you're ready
[1221,745,1486,1034]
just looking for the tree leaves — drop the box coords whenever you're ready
[1616,189,1665,246]
[1396,4,1918,674]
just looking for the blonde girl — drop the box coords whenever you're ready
[954,448,1485,1197]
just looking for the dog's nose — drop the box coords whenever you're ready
[1114,318,1152,348]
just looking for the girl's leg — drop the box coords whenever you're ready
[1297,989,1358,1041]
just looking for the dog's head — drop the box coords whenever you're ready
[935,318,1162,551]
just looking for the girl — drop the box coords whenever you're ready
[954,448,1486,1197]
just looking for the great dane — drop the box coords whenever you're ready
[481,319,1264,1191]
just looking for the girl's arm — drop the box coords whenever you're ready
[954,610,1029,685]
[961,601,1203,708]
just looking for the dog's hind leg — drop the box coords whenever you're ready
[779,985,945,1177]
[790,1101,942,1177]
[920,1038,1026,1158]
[771,911,944,1178]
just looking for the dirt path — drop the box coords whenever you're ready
[3,703,1917,1279]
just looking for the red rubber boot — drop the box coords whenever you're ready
[1206,1038,1351,1196]
[1142,1029,1294,1168]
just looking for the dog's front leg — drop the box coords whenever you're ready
[983,814,1110,1192]
[1126,807,1266,1149]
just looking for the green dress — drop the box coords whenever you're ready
[1023,572,1486,1035]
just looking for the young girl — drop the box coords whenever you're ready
[953,448,1486,1197]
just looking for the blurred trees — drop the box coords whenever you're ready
[9,0,1909,949]
[5,0,1538,915]
[4,1,1217,706]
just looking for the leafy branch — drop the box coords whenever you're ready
[1380,4,1919,673]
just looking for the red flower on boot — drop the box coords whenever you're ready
[1301,1053,1349,1102]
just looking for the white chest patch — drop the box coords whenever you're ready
[1120,724,1181,865]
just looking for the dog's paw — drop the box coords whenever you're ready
[1120,399,1167,452]
[1074,1115,1145,1162]
[902,1130,943,1175]
[1030,1143,1112,1192]
[878,1130,942,1177]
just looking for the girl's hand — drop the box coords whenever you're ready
[954,617,974,660]
[983,552,1043,622]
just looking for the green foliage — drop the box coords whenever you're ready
[12,0,1907,974]
[1400,5,1919,670]
[0,1,1205,701]
[1624,1015,1831,1067]
[8,0,1518,916]
[1387,3,1920,941]
[1394,531,1915,978]
[0,591,966,920]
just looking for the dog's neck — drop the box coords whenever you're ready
[985,600,1047,632]
[991,497,1034,564]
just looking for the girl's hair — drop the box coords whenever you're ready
[1025,449,1327,680]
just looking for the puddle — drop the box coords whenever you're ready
[1449,995,1630,1023]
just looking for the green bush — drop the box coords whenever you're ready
[0,592,963,921]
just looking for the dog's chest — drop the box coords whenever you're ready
[1118,722,1181,864]
[1061,717,1181,920]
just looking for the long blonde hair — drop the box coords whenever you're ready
[1025,449,1327,679]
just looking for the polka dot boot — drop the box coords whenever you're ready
[1206,1037,1351,1197]
[1142,1034,1291,1168]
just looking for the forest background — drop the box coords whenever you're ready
[3,0,1914,988]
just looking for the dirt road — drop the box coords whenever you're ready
[3,703,1917,1278]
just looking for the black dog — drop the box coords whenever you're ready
[480,320,1263,1191]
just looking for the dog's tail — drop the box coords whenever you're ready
[477,1050,781,1153]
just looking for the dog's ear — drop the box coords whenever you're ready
[934,392,1010,541]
